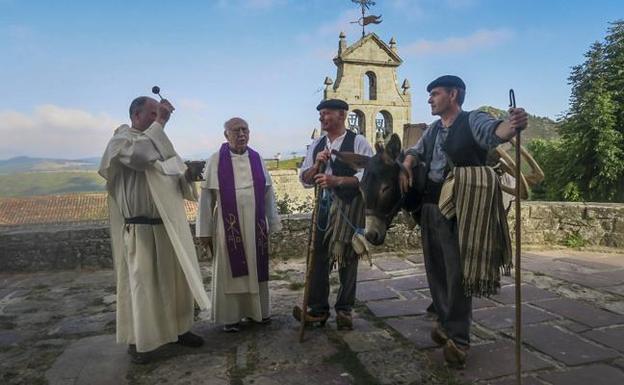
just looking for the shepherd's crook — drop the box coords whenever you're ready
[510,89,523,385]
[298,161,326,342]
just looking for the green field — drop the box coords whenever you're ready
[0,172,106,197]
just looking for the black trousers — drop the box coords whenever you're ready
[421,203,472,347]
[308,195,358,315]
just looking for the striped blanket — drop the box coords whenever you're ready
[325,193,366,268]
[439,166,512,297]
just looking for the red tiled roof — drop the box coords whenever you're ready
[0,193,198,226]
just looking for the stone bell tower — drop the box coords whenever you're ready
[323,32,412,144]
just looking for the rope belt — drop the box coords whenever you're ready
[124,216,163,225]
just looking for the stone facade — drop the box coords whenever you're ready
[323,32,411,144]
[1,202,623,273]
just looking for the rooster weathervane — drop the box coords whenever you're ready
[350,0,382,37]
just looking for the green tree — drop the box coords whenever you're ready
[533,20,624,202]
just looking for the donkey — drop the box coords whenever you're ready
[333,131,545,246]
[332,133,420,246]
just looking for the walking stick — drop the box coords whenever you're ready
[510,89,522,385]
[298,160,326,343]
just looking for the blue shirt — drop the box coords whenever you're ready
[406,110,505,183]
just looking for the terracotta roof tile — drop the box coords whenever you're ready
[0,193,198,226]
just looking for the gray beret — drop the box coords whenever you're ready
[426,75,466,92]
[316,99,349,111]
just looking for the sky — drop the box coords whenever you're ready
[0,0,622,160]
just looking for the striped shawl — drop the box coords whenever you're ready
[438,166,512,297]
[324,193,365,268]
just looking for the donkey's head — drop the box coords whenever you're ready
[334,133,405,246]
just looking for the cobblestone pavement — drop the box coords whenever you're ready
[1,249,623,385]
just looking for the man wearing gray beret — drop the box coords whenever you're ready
[400,75,528,368]
[295,98,374,330]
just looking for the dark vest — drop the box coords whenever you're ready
[422,111,488,203]
[442,111,488,167]
[312,130,359,201]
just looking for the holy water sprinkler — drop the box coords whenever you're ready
[151,86,164,100]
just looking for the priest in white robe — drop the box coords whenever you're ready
[99,96,210,364]
[196,117,281,332]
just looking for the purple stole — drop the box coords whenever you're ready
[217,143,269,282]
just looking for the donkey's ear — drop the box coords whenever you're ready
[374,141,384,154]
[332,150,370,169]
[385,134,402,160]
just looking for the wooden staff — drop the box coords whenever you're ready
[510,89,522,385]
[299,161,326,343]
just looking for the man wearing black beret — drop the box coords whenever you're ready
[294,99,373,330]
[400,75,528,368]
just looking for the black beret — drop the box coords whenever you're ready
[426,75,466,92]
[316,99,349,111]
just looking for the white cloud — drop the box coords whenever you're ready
[403,28,513,56]
[0,105,119,159]
[178,98,210,113]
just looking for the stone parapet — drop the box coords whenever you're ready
[1,202,622,272]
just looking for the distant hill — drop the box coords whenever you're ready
[0,172,105,197]
[479,106,559,141]
[0,156,100,175]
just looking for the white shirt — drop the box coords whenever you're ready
[299,131,374,188]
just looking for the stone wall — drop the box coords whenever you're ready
[268,169,313,212]
[1,202,622,272]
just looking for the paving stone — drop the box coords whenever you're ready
[613,358,624,371]
[385,316,438,349]
[500,275,515,285]
[243,365,353,385]
[472,296,498,310]
[554,257,618,271]
[34,339,67,348]
[356,268,390,282]
[582,326,624,353]
[0,330,24,347]
[558,319,592,333]
[45,334,128,385]
[17,310,53,325]
[374,257,413,272]
[102,294,116,305]
[523,324,620,365]
[604,285,624,297]
[385,275,429,291]
[538,364,624,385]
[253,326,339,369]
[485,375,545,385]
[397,290,426,300]
[134,352,229,385]
[546,269,624,288]
[49,312,116,336]
[433,340,552,381]
[473,304,558,330]
[406,254,424,264]
[357,347,424,385]
[342,330,398,353]
[491,284,559,305]
[356,281,398,302]
[533,298,624,328]
[366,298,431,318]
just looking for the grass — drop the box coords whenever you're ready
[265,157,303,170]
[0,171,105,197]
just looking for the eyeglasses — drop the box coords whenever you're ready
[227,127,249,134]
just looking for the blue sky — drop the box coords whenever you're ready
[0,0,622,160]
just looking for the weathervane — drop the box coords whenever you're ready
[350,0,382,38]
